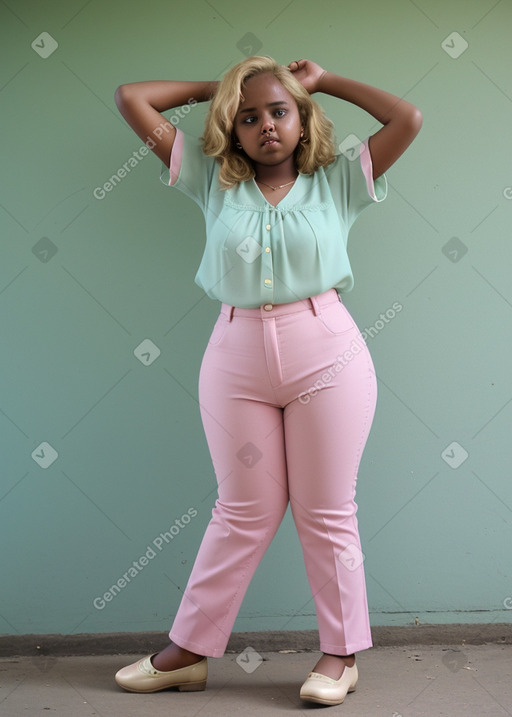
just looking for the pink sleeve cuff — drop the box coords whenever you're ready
[360,137,384,201]
[168,127,184,186]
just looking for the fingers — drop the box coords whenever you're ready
[288,59,306,71]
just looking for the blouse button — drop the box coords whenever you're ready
[265,224,271,231]
[265,247,270,253]
[264,278,272,286]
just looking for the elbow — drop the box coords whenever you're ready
[409,107,423,135]
[114,85,123,108]
[114,84,130,109]
[398,106,422,143]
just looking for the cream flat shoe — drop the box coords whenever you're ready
[299,662,358,705]
[115,654,207,693]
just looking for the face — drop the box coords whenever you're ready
[233,72,302,171]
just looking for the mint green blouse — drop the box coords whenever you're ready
[160,128,387,309]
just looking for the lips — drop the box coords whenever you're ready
[261,137,278,146]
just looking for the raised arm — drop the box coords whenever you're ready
[288,60,422,180]
[114,80,218,166]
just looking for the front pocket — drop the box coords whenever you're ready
[207,314,230,346]
[316,301,356,336]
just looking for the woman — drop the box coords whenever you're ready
[113,56,421,706]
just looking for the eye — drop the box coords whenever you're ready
[242,116,257,124]
[275,109,287,118]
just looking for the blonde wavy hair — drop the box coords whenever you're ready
[202,56,337,189]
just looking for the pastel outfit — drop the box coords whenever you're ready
[159,128,387,657]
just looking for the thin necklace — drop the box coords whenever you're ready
[255,177,297,191]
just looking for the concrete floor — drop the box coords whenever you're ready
[1,644,511,716]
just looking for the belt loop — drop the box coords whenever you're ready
[309,295,321,316]
[228,305,235,321]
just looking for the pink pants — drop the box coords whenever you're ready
[169,288,377,657]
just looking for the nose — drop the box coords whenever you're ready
[261,115,275,134]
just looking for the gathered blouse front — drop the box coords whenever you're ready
[160,128,387,309]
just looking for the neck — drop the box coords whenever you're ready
[253,158,298,187]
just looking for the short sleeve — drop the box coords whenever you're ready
[159,128,217,211]
[325,136,387,229]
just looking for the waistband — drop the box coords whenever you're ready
[220,288,341,320]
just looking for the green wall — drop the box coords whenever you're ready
[1,0,511,638]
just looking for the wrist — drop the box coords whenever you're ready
[196,81,218,102]
[205,80,219,100]
[315,70,329,93]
